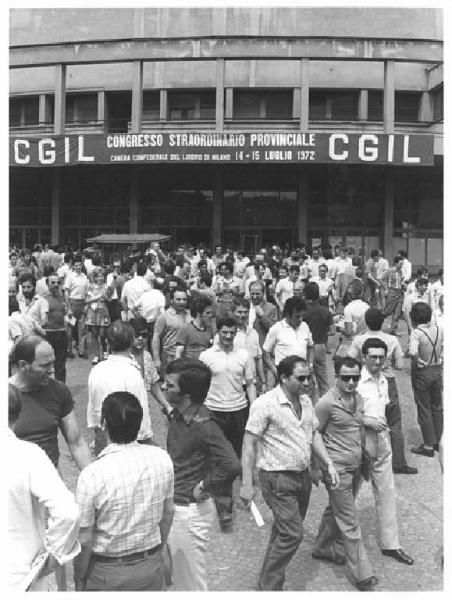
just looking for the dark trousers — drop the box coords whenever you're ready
[258,469,312,591]
[107,299,121,323]
[85,551,165,591]
[383,289,403,333]
[412,365,443,447]
[46,330,68,383]
[210,406,249,520]
[386,377,408,468]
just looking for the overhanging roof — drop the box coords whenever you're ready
[86,233,171,244]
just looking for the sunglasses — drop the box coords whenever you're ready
[134,330,148,337]
[339,375,360,382]
[295,375,310,383]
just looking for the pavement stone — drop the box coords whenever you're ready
[57,319,443,591]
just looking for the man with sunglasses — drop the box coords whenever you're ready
[312,357,377,591]
[358,338,413,566]
[240,355,339,590]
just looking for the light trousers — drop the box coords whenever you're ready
[366,428,400,549]
[313,467,373,583]
[167,498,215,591]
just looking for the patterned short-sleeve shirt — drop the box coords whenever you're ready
[76,442,174,556]
[245,386,318,472]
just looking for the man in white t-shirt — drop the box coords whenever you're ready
[121,261,150,321]
[263,296,314,395]
[199,316,256,532]
[344,281,370,338]
[275,265,299,313]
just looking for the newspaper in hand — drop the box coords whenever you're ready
[250,500,265,527]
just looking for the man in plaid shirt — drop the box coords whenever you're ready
[74,391,174,591]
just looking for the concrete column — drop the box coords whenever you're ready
[297,167,308,243]
[51,169,61,246]
[54,64,66,135]
[384,169,394,259]
[419,91,432,122]
[38,94,50,125]
[131,60,143,133]
[358,89,368,121]
[216,58,225,131]
[293,88,301,120]
[213,168,222,246]
[97,91,106,126]
[300,59,309,130]
[383,60,395,133]
[129,169,139,234]
[160,90,168,120]
[225,88,233,120]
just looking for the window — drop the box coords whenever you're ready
[395,92,420,122]
[233,90,292,119]
[368,91,383,121]
[9,96,39,127]
[143,91,160,121]
[309,91,359,121]
[168,90,215,120]
[66,93,98,123]
[432,86,443,121]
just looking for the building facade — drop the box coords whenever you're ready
[9,7,443,268]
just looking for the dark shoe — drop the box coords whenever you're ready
[411,445,434,457]
[66,350,75,359]
[393,465,418,475]
[433,443,439,452]
[79,352,89,359]
[219,520,233,534]
[312,550,346,566]
[219,515,233,534]
[381,548,414,565]
[356,576,379,591]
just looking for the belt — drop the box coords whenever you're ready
[92,544,161,564]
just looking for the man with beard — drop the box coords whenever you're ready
[18,273,49,327]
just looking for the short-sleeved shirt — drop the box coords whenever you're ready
[9,376,74,466]
[245,386,318,472]
[76,442,174,556]
[303,301,333,344]
[18,294,49,326]
[175,321,214,359]
[263,319,313,365]
[343,299,370,336]
[315,388,364,471]
[87,354,153,440]
[310,276,334,298]
[132,289,165,323]
[154,307,191,357]
[349,330,403,379]
[234,326,262,360]
[275,278,294,307]
[64,271,90,300]
[199,345,254,412]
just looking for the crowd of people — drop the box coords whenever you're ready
[8,239,443,591]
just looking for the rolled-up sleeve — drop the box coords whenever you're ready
[245,398,270,438]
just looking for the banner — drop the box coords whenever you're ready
[9,132,434,167]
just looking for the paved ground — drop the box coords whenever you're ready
[58,321,443,591]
